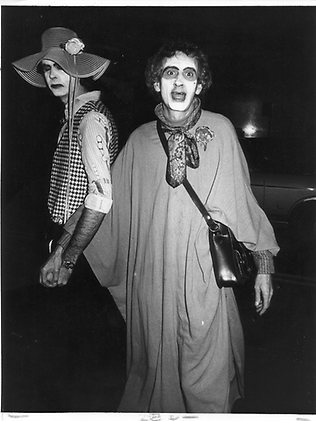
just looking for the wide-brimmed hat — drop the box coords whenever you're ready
[12,27,111,88]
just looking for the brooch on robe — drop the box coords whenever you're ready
[195,126,215,151]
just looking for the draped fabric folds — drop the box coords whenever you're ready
[64,110,279,413]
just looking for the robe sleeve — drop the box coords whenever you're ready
[204,116,279,256]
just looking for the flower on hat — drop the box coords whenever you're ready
[63,38,85,55]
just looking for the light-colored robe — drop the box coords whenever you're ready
[65,110,279,413]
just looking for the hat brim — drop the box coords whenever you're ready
[12,47,111,88]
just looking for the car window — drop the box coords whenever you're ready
[238,136,316,176]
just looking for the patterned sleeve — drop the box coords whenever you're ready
[79,111,113,214]
[252,250,275,274]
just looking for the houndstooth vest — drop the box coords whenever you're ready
[48,100,118,225]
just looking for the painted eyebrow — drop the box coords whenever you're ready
[163,66,197,72]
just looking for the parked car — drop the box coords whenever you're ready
[239,137,316,225]
[239,136,316,280]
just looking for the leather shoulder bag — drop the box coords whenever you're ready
[157,121,257,288]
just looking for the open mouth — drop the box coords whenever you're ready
[171,91,186,101]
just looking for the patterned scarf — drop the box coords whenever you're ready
[155,97,202,187]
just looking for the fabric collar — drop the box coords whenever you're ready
[64,90,101,120]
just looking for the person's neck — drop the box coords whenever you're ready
[162,104,195,126]
[75,84,89,99]
[61,83,89,105]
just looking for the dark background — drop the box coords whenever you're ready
[1,5,316,415]
[2,5,316,290]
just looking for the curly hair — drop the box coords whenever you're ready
[145,40,212,98]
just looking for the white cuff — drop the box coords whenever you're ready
[84,193,113,214]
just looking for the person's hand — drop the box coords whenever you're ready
[56,265,73,287]
[254,273,273,315]
[39,245,63,288]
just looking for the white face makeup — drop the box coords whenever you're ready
[154,52,202,119]
[42,59,70,103]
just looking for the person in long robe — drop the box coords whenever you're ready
[42,40,279,413]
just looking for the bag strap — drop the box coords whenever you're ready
[156,120,219,231]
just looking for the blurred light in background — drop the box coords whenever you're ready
[243,123,257,138]
[227,97,271,139]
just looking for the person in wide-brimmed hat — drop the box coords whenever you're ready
[13,26,119,288]
[12,26,111,89]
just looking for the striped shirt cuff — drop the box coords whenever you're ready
[252,250,275,274]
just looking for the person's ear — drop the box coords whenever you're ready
[154,82,161,93]
[196,83,202,95]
